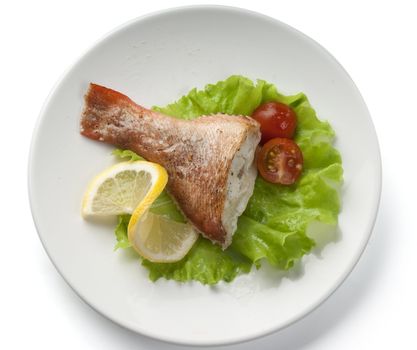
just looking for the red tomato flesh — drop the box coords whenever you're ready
[257,138,303,185]
[251,102,297,143]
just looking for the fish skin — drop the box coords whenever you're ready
[81,83,260,248]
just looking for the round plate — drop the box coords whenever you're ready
[29,6,381,346]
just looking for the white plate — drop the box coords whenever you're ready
[29,6,381,347]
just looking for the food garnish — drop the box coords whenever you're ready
[82,161,167,217]
[257,138,303,185]
[128,211,198,263]
[251,101,297,143]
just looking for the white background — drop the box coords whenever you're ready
[1,0,415,349]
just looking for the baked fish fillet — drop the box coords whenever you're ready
[81,84,261,249]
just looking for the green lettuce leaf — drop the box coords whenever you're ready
[114,214,131,250]
[113,75,343,284]
[111,149,143,161]
[142,239,251,285]
[232,216,314,270]
[113,211,251,285]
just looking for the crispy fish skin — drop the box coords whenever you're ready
[81,84,260,248]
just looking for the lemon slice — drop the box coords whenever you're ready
[128,211,199,263]
[82,161,167,217]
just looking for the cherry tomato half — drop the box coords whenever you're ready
[251,102,297,143]
[257,138,303,185]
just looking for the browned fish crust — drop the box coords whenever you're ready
[81,83,260,248]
